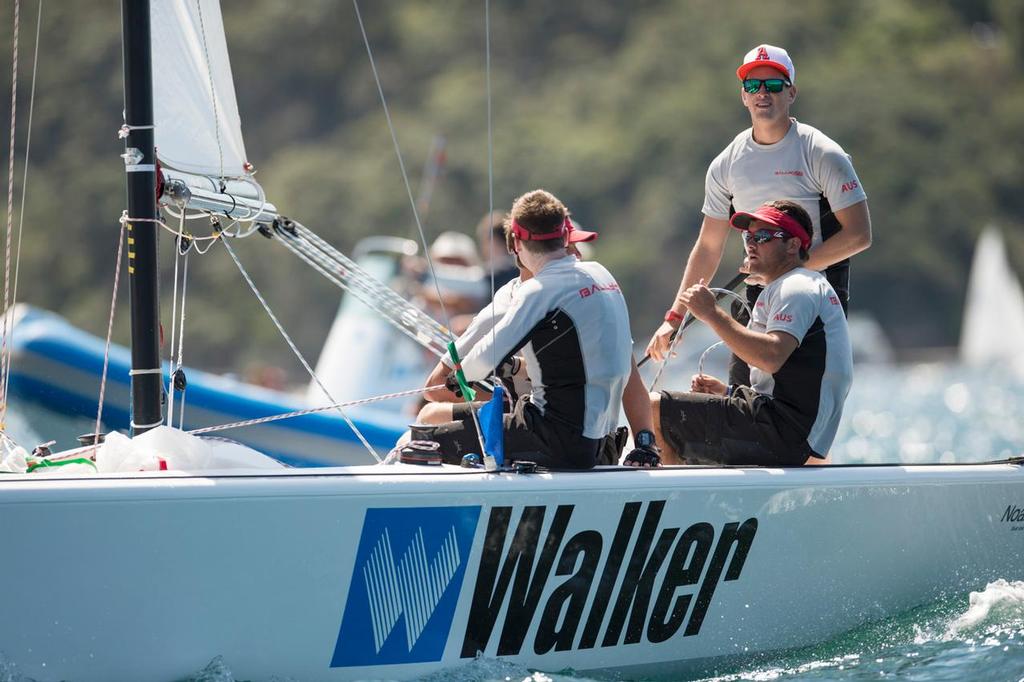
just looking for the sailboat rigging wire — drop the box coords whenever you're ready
[166,222,191,428]
[220,237,381,462]
[485,0,496,372]
[273,232,448,353]
[0,0,20,427]
[187,384,446,435]
[460,0,496,466]
[3,0,42,414]
[175,250,189,428]
[273,220,451,355]
[352,0,456,340]
[166,225,183,426]
[93,220,128,455]
[413,135,445,230]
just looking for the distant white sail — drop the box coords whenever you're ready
[959,227,1024,370]
[150,0,249,178]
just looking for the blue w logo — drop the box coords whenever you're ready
[332,506,481,667]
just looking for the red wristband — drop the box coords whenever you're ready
[664,309,685,324]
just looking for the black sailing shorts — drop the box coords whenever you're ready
[658,386,812,466]
[413,395,600,470]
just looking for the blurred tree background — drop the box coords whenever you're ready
[1,0,1022,377]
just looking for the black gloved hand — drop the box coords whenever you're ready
[444,371,464,398]
[623,445,661,468]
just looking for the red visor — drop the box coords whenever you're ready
[567,220,598,243]
[511,216,570,242]
[730,206,811,250]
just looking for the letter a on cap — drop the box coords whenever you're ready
[737,44,795,83]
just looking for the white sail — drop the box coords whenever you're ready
[959,227,1024,370]
[150,0,249,178]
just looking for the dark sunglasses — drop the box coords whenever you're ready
[742,228,788,245]
[742,78,791,94]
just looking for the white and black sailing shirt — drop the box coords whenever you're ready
[459,255,633,439]
[703,119,867,251]
[748,267,853,455]
[445,276,533,399]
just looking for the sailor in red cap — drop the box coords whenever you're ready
[417,206,655,466]
[415,189,637,470]
[651,200,853,466]
[647,43,871,391]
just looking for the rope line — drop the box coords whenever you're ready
[352,0,456,338]
[187,384,445,435]
[649,288,752,391]
[94,220,128,454]
[485,0,496,371]
[221,237,381,462]
[175,250,190,428]
[165,215,185,426]
[0,0,20,427]
[4,0,41,414]
[120,211,221,243]
[166,224,191,428]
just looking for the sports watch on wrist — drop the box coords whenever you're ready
[635,429,657,449]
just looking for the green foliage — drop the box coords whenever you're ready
[1,0,1021,376]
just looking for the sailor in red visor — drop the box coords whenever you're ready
[652,200,853,466]
[419,189,634,470]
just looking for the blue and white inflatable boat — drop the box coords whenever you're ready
[7,305,408,466]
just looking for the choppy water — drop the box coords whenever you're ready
[3,361,1022,681]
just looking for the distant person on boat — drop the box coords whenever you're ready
[652,200,853,466]
[646,44,871,390]
[416,230,488,334]
[417,211,657,467]
[414,189,635,469]
[476,210,520,296]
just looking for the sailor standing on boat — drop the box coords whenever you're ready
[646,44,871,389]
[652,200,852,466]
[418,189,634,469]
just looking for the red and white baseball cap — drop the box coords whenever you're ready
[736,44,795,83]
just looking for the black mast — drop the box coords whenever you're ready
[120,0,163,434]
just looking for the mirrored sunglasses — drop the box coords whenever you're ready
[742,78,790,94]
[742,228,788,245]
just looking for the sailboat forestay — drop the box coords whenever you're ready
[0,2,1020,681]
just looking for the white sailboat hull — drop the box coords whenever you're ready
[1,462,1020,680]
